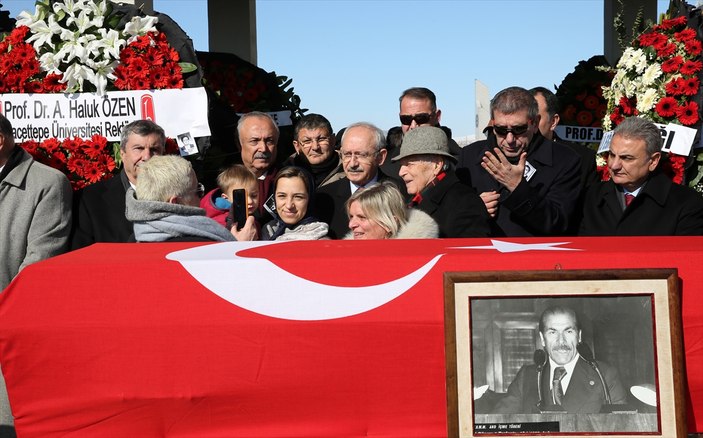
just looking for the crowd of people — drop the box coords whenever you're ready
[2,85,703,291]
[2,84,703,430]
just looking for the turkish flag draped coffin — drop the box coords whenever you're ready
[0,237,702,437]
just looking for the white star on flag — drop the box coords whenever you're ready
[451,240,581,253]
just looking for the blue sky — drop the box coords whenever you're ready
[3,0,690,137]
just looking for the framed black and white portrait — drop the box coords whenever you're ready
[444,269,684,438]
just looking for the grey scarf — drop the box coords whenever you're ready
[125,189,234,242]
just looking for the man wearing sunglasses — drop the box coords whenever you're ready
[397,87,462,160]
[457,86,581,236]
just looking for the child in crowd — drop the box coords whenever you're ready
[200,164,259,227]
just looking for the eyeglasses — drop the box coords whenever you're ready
[196,182,205,198]
[297,136,330,148]
[493,124,529,137]
[338,150,378,162]
[399,112,434,126]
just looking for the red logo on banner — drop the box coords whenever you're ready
[141,95,155,121]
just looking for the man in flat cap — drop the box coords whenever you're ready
[395,126,490,238]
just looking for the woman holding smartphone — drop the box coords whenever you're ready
[261,166,329,241]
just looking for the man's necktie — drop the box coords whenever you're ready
[552,366,567,406]
[624,193,635,208]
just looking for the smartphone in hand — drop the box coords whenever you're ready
[230,188,248,230]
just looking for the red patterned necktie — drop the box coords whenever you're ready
[624,193,635,208]
[552,366,567,406]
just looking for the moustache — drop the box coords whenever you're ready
[253,152,272,160]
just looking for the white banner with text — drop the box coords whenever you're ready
[0,87,211,142]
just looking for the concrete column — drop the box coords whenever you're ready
[208,0,257,65]
[604,0,657,66]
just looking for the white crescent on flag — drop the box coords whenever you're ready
[167,241,443,321]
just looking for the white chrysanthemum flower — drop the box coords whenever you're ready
[16,5,44,27]
[123,15,159,42]
[602,118,612,132]
[85,58,118,95]
[25,14,62,50]
[618,48,637,69]
[636,88,660,113]
[39,51,63,74]
[96,28,126,60]
[61,62,93,92]
[641,63,663,87]
[56,32,96,64]
[87,0,108,23]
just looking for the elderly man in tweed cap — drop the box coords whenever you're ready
[394,126,490,238]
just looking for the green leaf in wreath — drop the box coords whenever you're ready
[112,142,122,168]
[107,14,121,30]
[179,62,197,74]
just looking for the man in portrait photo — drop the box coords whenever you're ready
[492,305,627,414]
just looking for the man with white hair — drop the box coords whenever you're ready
[125,155,256,242]
[315,122,403,239]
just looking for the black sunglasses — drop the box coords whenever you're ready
[493,124,529,136]
[399,112,433,126]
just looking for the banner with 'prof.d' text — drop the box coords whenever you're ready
[0,87,211,142]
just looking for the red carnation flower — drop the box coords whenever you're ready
[655,96,679,117]
[660,16,687,30]
[90,134,107,149]
[82,140,105,159]
[67,155,88,174]
[62,137,82,153]
[41,138,61,154]
[576,110,593,126]
[26,80,43,93]
[168,75,183,88]
[97,153,116,172]
[128,76,149,89]
[127,58,150,78]
[21,140,40,155]
[619,96,636,115]
[661,154,686,185]
[680,60,703,75]
[47,152,68,172]
[610,107,624,126]
[676,101,699,125]
[639,32,666,47]
[686,39,702,55]
[583,95,599,110]
[682,77,700,96]
[655,42,677,58]
[0,54,13,72]
[120,48,135,63]
[82,162,103,183]
[131,35,151,51]
[151,66,170,88]
[665,77,685,96]
[144,46,164,66]
[43,73,65,92]
[166,47,179,63]
[6,26,30,46]
[674,28,697,43]
[661,56,684,73]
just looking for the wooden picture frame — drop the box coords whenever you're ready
[444,269,684,438]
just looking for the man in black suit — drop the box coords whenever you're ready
[71,120,166,249]
[457,86,581,236]
[494,305,627,414]
[579,116,703,235]
[315,122,401,239]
